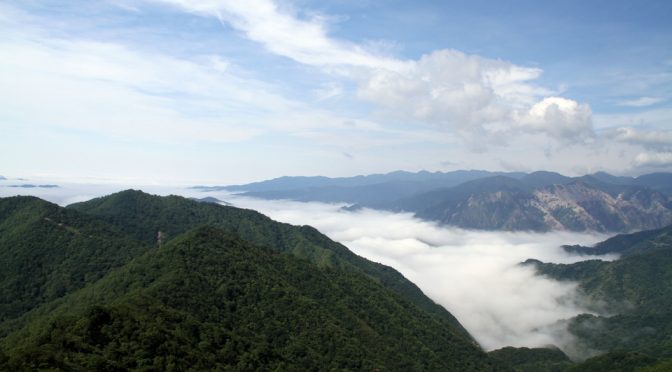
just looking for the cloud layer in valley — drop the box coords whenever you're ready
[213,194,615,354]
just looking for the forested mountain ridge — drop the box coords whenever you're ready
[524,225,672,369]
[0,196,150,332]
[0,191,500,370]
[67,190,469,332]
[2,226,498,370]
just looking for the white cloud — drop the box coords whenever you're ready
[618,96,664,107]
[359,53,594,144]
[151,0,596,146]
[515,97,595,143]
[0,8,401,147]
[633,152,672,168]
[152,0,407,70]
[593,108,672,130]
[358,50,541,137]
[603,127,672,151]
[314,82,344,101]
[0,31,272,143]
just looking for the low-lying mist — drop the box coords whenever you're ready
[219,194,616,354]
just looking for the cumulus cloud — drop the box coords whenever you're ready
[358,50,541,138]
[208,193,614,356]
[515,97,595,143]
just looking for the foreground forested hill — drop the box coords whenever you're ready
[0,191,498,370]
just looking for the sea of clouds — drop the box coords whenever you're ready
[218,194,616,354]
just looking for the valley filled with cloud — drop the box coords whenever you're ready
[222,194,615,354]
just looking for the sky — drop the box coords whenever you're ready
[1,0,671,184]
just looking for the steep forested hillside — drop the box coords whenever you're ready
[2,226,496,370]
[0,191,499,370]
[0,196,149,333]
[526,226,672,369]
[68,190,468,333]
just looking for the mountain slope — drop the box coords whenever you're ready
[0,225,498,370]
[526,226,672,360]
[208,171,672,233]
[198,169,527,207]
[389,178,672,232]
[67,190,470,335]
[0,196,149,332]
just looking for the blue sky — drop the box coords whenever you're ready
[1,0,671,184]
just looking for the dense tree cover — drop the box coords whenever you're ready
[562,225,672,257]
[530,226,672,369]
[488,346,572,372]
[0,192,500,370]
[1,226,498,370]
[68,190,470,337]
[566,351,659,372]
[0,196,149,334]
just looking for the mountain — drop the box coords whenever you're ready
[2,226,496,370]
[521,171,573,189]
[189,196,230,205]
[209,169,526,193]
[5,184,60,188]
[634,173,672,195]
[488,346,573,372]
[589,171,636,186]
[197,170,672,232]
[0,191,499,370]
[65,190,471,331]
[195,169,527,206]
[524,225,672,367]
[0,196,150,330]
[387,177,672,232]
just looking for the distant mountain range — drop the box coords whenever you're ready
[194,170,672,233]
[5,184,60,188]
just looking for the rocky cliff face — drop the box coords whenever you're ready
[414,181,672,232]
[533,182,672,232]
